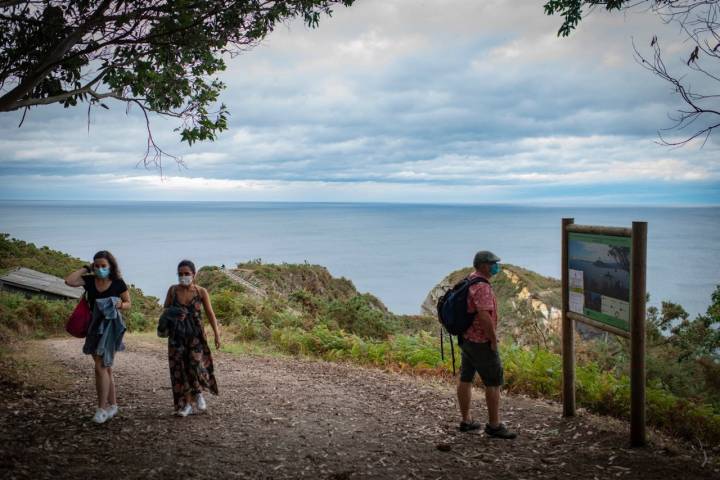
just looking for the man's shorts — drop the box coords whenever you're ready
[459,340,504,387]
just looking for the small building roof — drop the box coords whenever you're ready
[0,267,83,299]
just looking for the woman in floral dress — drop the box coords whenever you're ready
[162,259,221,416]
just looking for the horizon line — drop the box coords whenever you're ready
[1,198,719,208]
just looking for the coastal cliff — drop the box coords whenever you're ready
[421,265,563,348]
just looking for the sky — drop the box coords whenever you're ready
[1,0,719,205]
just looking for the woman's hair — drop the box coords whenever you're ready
[177,259,196,274]
[93,250,120,280]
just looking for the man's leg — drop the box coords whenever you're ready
[457,381,473,423]
[457,344,481,431]
[485,386,500,427]
[479,344,517,439]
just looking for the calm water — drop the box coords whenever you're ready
[1,201,718,317]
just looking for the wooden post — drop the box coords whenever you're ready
[562,218,575,417]
[631,221,647,447]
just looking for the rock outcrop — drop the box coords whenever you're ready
[421,265,562,347]
[421,265,610,345]
[197,262,389,312]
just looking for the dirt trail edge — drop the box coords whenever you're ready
[1,336,716,480]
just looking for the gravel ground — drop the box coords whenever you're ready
[0,336,717,479]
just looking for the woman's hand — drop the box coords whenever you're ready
[214,332,222,350]
[64,265,91,287]
[115,299,123,310]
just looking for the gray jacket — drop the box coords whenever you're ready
[82,296,126,367]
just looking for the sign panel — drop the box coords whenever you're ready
[567,232,632,332]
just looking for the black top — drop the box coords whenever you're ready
[82,275,128,308]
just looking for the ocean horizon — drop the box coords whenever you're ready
[1,200,718,318]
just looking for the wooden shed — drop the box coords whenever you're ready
[0,267,83,300]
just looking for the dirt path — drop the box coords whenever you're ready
[1,336,716,479]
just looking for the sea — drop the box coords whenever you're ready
[1,201,718,318]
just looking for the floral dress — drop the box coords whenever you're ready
[167,286,218,410]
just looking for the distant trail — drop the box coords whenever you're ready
[0,337,715,479]
[223,268,267,298]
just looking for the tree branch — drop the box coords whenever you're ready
[128,98,182,174]
[6,70,107,110]
[0,0,113,111]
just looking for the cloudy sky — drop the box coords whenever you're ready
[1,0,719,205]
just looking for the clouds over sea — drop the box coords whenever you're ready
[1,0,718,204]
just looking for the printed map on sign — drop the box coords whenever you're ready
[568,233,632,332]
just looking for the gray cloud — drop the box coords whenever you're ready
[1,0,718,203]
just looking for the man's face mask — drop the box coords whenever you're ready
[490,263,501,276]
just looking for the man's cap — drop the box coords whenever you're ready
[474,250,501,264]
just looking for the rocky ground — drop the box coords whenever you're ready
[1,336,717,479]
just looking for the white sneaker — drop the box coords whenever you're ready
[106,404,118,419]
[92,408,109,424]
[176,404,193,417]
[196,393,207,412]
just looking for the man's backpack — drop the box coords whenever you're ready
[436,276,489,374]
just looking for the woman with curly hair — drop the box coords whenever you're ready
[65,250,130,424]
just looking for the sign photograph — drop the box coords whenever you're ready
[567,233,632,332]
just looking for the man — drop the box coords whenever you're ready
[456,250,517,439]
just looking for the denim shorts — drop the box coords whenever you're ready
[459,340,504,387]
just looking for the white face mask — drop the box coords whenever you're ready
[178,275,193,286]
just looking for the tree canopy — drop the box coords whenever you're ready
[647,285,720,362]
[545,0,720,145]
[0,0,354,165]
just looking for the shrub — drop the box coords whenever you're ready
[321,295,392,339]
[0,292,74,338]
[125,311,150,332]
[0,234,84,277]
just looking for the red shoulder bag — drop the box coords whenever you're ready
[66,294,92,338]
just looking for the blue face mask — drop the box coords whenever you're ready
[490,263,501,276]
[95,267,110,279]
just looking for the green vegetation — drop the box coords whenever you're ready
[206,286,434,343]
[0,234,85,277]
[502,343,720,443]
[0,235,161,338]
[232,260,379,306]
[195,267,246,293]
[3,235,718,445]
[0,292,75,340]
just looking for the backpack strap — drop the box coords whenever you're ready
[464,276,490,316]
[439,326,457,376]
[449,332,456,376]
[467,276,489,286]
